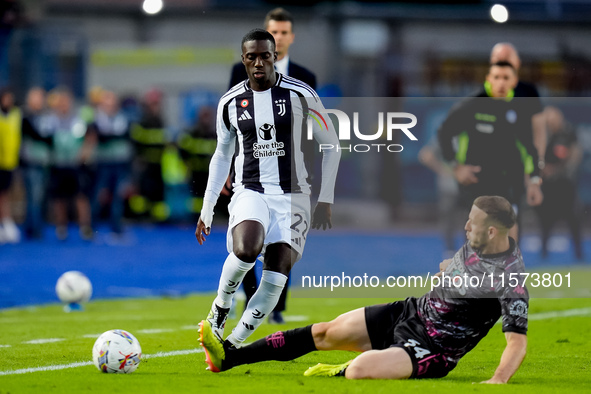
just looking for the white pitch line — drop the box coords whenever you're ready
[283,315,310,322]
[22,338,65,344]
[0,348,203,376]
[137,328,175,334]
[0,345,11,348]
[143,348,203,359]
[529,307,591,321]
[0,361,93,376]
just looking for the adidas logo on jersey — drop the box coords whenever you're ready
[238,110,252,121]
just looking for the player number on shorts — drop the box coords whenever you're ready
[290,213,309,240]
[404,339,431,359]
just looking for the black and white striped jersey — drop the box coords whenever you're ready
[215,73,340,203]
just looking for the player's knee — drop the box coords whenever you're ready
[344,358,370,380]
[233,247,259,263]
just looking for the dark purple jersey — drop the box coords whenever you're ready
[416,238,529,363]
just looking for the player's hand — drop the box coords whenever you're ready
[439,258,452,272]
[526,183,543,206]
[312,202,332,230]
[195,203,214,245]
[453,164,481,185]
[195,217,211,245]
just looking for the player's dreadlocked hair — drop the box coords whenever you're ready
[473,196,516,231]
[241,29,276,53]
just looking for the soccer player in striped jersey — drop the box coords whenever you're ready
[196,29,340,350]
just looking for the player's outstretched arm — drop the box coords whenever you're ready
[312,202,332,230]
[481,331,527,384]
[194,137,234,245]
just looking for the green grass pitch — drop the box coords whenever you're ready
[1,291,590,393]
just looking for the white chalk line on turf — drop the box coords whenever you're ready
[528,307,591,321]
[22,338,65,344]
[0,348,204,376]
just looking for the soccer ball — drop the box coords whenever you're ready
[92,329,142,374]
[55,271,93,304]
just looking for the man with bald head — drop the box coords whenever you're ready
[490,43,546,169]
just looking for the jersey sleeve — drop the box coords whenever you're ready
[307,95,341,204]
[216,98,234,145]
[202,98,236,206]
[499,261,529,335]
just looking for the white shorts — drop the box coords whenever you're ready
[226,188,311,261]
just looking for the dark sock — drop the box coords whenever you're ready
[224,325,316,369]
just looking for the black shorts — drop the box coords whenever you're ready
[364,297,456,379]
[0,170,13,192]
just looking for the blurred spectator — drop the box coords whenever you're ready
[129,88,169,221]
[0,87,21,243]
[79,85,103,125]
[177,106,217,218]
[87,90,133,236]
[21,87,51,239]
[42,88,93,240]
[418,136,459,257]
[535,106,584,260]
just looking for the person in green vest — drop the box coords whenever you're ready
[43,88,93,240]
[0,88,22,243]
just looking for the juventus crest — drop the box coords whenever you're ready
[275,99,286,116]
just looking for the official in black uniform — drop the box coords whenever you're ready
[438,61,543,241]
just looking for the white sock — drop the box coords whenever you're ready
[213,253,255,309]
[227,270,288,346]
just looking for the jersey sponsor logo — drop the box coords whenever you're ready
[240,99,249,108]
[253,141,285,158]
[275,99,287,116]
[238,110,252,121]
[509,300,528,318]
[258,123,276,140]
